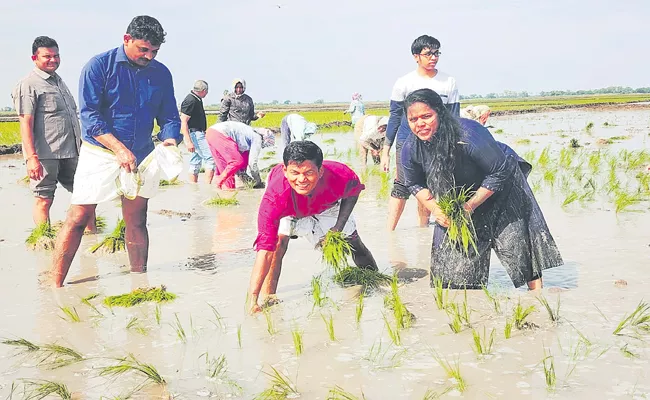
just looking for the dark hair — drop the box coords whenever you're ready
[411,35,440,55]
[126,15,166,46]
[283,141,323,168]
[32,36,58,55]
[403,88,462,196]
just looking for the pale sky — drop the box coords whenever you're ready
[1,0,647,107]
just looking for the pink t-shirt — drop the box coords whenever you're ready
[254,160,365,251]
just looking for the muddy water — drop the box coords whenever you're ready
[0,108,649,399]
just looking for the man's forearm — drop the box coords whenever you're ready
[414,189,440,214]
[466,187,494,211]
[248,250,274,297]
[335,195,359,230]
[95,133,128,154]
[18,115,37,158]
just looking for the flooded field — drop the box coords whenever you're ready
[0,107,649,399]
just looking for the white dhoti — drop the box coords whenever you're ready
[70,143,183,205]
[277,202,357,246]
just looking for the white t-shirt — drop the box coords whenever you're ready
[390,70,459,105]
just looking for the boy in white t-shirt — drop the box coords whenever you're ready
[381,35,460,231]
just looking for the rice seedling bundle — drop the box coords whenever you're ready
[103,285,176,308]
[437,186,478,257]
[332,267,391,290]
[90,218,126,253]
[321,231,353,272]
[25,222,57,250]
[206,193,240,206]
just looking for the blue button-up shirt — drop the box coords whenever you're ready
[79,46,181,164]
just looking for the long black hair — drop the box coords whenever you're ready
[403,88,463,197]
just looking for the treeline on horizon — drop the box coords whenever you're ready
[460,86,650,100]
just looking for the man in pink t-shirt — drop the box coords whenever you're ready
[247,141,377,313]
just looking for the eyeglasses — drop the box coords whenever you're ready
[418,50,441,58]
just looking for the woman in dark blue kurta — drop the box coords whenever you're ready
[401,89,562,289]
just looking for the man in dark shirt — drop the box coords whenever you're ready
[51,15,181,287]
[181,80,214,183]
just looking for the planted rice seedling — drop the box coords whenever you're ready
[542,169,557,188]
[100,353,166,385]
[513,300,536,330]
[504,319,513,339]
[471,327,496,356]
[588,151,603,173]
[19,379,72,400]
[201,352,228,379]
[126,317,148,336]
[25,222,57,250]
[206,193,240,206]
[481,285,501,314]
[562,192,579,207]
[263,307,278,336]
[323,138,336,145]
[569,138,581,148]
[237,324,243,349]
[154,304,162,325]
[322,313,337,341]
[559,148,574,168]
[494,129,504,134]
[328,385,366,400]
[612,301,650,335]
[159,178,180,186]
[59,306,81,323]
[438,186,478,257]
[537,295,561,323]
[423,387,454,399]
[169,313,187,343]
[321,231,353,272]
[291,326,304,356]
[620,343,638,358]
[332,267,391,290]
[103,286,176,308]
[613,190,643,213]
[542,348,557,391]
[2,338,84,369]
[537,147,551,168]
[376,171,391,200]
[363,340,407,370]
[585,121,594,133]
[432,276,451,310]
[355,291,364,325]
[90,218,126,253]
[383,313,402,346]
[310,275,329,309]
[430,351,467,392]
[207,303,226,331]
[514,138,531,145]
[384,275,415,329]
[253,365,299,400]
[446,304,463,334]
[636,171,650,193]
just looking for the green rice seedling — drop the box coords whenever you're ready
[376,171,391,200]
[471,327,496,356]
[263,307,277,336]
[432,276,451,310]
[310,275,329,309]
[103,285,176,307]
[171,313,187,343]
[504,319,513,339]
[355,291,364,325]
[207,303,226,331]
[569,138,581,148]
[19,174,30,184]
[80,292,103,316]
[237,324,242,349]
[593,303,609,322]
[513,300,536,330]
[537,295,561,323]
[460,288,472,325]
[606,164,620,194]
[423,387,454,399]
[588,151,602,174]
[481,285,501,314]
[532,179,542,194]
[383,313,401,346]
[584,121,594,133]
[559,148,574,168]
[542,169,557,188]
[437,186,478,256]
[100,353,166,385]
[620,343,638,358]
[253,365,299,400]
[291,326,304,356]
[332,267,391,290]
[537,147,551,168]
[327,385,366,400]
[321,231,353,272]
[59,306,81,323]
[19,379,72,400]
[2,338,40,353]
[613,190,643,213]
[636,171,650,193]
[363,340,407,370]
[201,352,228,379]
[385,275,415,329]
[323,138,336,145]
[206,193,240,206]
[430,351,467,392]
[159,178,180,186]
[542,348,556,391]
[25,222,57,250]
[494,129,504,134]
[322,313,336,341]
[514,138,531,146]
[90,218,126,253]
[612,301,650,335]
[126,317,148,336]
[154,304,162,325]
[2,339,84,369]
[445,304,463,334]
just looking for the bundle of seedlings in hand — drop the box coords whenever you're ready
[103,285,176,308]
[253,365,299,400]
[206,193,240,206]
[437,186,478,257]
[90,218,126,253]
[321,231,353,272]
[25,222,57,250]
[332,266,391,291]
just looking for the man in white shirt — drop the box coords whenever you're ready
[381,35,460,231]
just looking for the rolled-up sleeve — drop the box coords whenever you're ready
[464,125,515,192]
[400,140,427,195]
[155,69,181,144]
[79,58,110,138]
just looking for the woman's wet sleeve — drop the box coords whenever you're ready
[400,141,427,195]
[464,125,515,192]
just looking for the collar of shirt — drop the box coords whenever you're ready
[115,45,158,70]
[190,91,202,102]
[32,67,58,82]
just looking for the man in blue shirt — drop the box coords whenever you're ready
[51,15,181,287]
